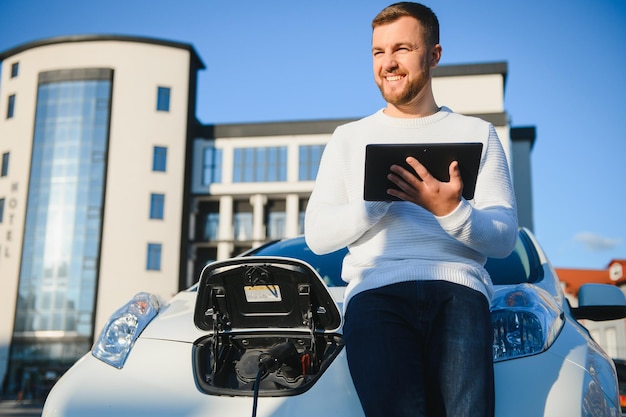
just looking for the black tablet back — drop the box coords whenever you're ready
[363,142,483,201]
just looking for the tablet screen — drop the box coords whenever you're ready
[363,142,483,201]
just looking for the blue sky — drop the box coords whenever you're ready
[1,0,625,270]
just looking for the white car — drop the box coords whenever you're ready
[43,228,626,417]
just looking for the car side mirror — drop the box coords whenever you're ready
[573,283,626,321]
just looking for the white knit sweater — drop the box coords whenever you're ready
[304,107,518,309]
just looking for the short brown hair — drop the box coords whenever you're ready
[372,2,440,47]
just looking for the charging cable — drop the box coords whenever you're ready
[251,342,298,417]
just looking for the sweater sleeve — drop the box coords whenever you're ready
[435,125,518,258]
[304,132,390,254]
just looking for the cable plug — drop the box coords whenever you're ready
[258,342,298,373]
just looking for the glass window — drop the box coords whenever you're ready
[0,198,4,223]
[15,73,112,339]
[233,146,287,182]
[156,86,170,112]
[268,212,286,239]
[1,152,9,176]
[153,146,167,172]
[150,193,165,219]
[147,243,162,271]
[266,199,286,240]
[204,212,220,240]
[234,212,253,241]
[202,146,222,185]
[299,211,305,235]
[7,94,16,118]
[8,71,113,398]
[298,198,308,234]
[197,201,219,241]
[485,233,537,285]
[10,62,19,78]
[299,144,325,181]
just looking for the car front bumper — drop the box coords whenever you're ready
[42,337,364,417]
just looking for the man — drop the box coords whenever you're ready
[304,2,518,417]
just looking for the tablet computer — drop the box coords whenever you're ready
[363,142,483,201]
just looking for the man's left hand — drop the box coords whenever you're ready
[386,157,463,216]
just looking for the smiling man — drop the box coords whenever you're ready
[372,13,439,116]
[304,2,518,417]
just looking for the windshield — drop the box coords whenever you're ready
[484,233,539,286]
[249,231,539,287]
[249,238,348,287]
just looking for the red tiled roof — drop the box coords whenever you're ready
[555,268,610,296]
[555,260,626,296]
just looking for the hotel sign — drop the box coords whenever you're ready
[2,182,19,259]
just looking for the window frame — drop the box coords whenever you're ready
[146,243,162,271]
[204,212,220,241]
[7,94,16,119]
[1,152,9,177]
[298,144,325,181]
[149,193,165,220]
[152,146,167,172]
[202,146,223,185]
[156,86,171,112]
[233,212,253,241]
[232,146,287,183]
[10,62,19,78]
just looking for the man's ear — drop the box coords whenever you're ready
[430,44,442,69]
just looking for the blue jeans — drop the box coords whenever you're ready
[343,280,494,417]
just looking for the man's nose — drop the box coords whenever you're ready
[381,53,398,71]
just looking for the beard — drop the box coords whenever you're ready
[376,66,430,106]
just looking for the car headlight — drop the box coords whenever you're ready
[491,285,564,362]
[92,292,160,369]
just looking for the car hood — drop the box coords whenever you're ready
[138,290,205,342]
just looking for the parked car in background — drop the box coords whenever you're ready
[43,228,626,417]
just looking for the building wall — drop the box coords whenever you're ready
[0,37,199,392]
[92,41,192,332]
[433,63,511,162]
[0,47,33,396]
[434,74,504,114]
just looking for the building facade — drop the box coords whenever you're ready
[0,35,203,397]
[0,35,534,398]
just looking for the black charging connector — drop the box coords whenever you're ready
[258,342,298,373]
[251,342,298,417]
